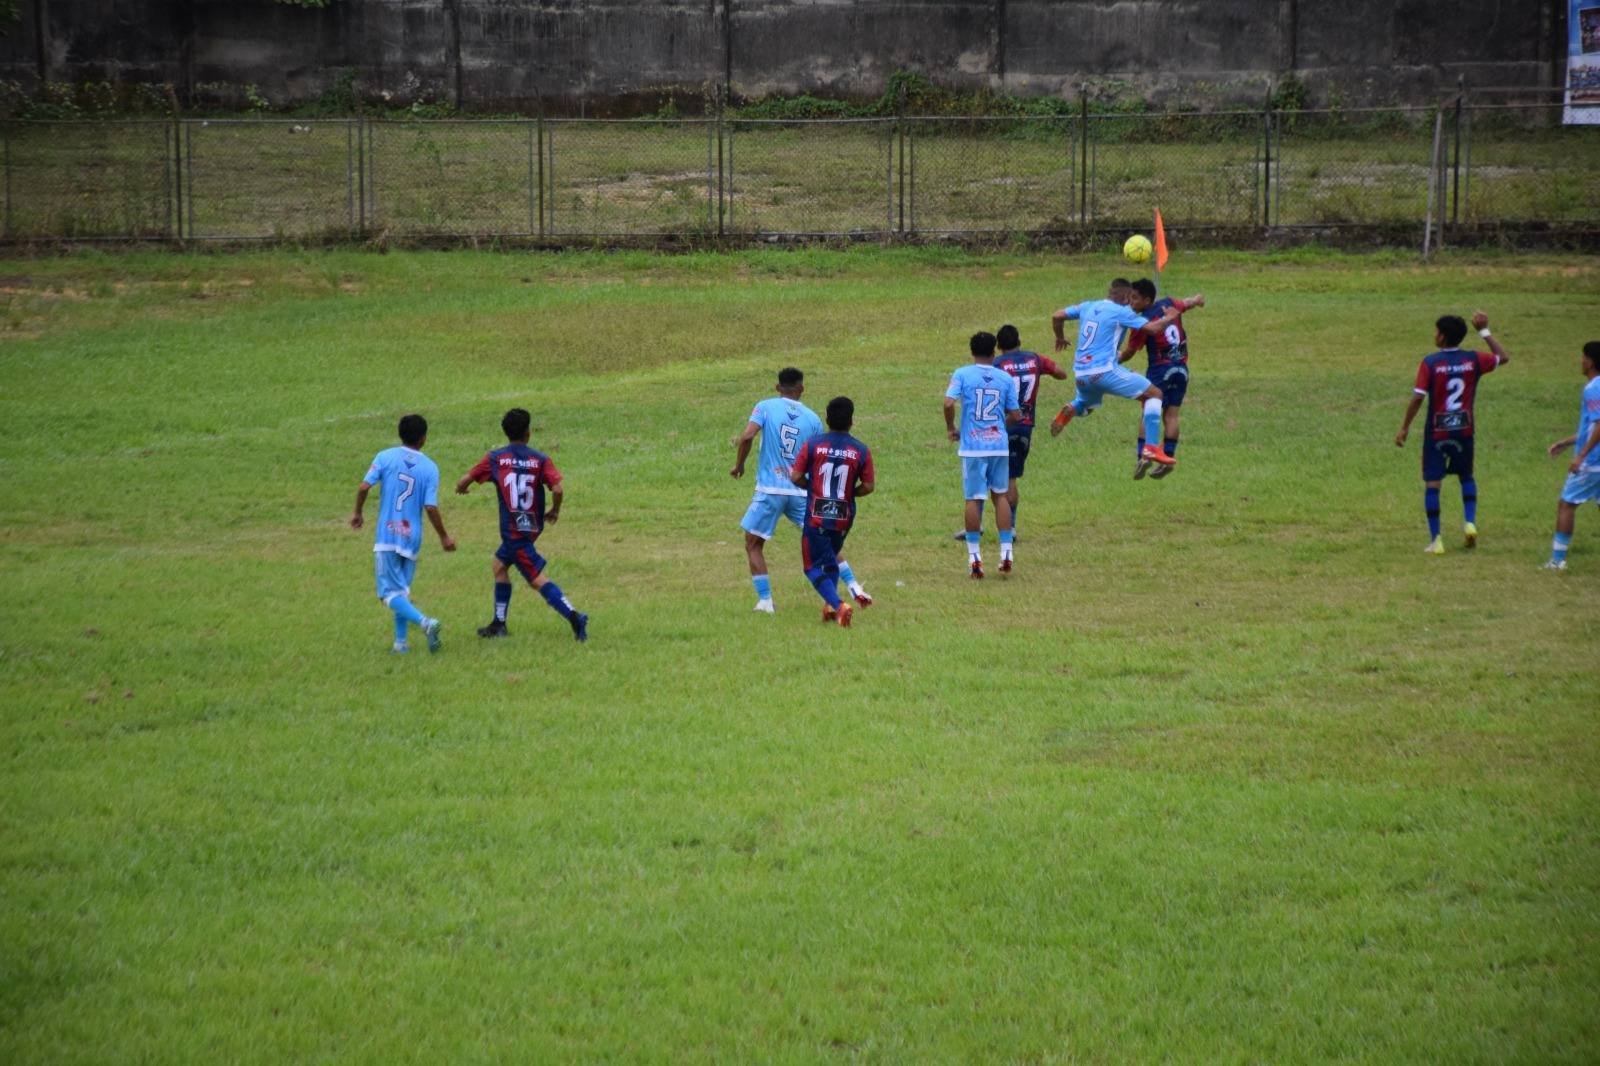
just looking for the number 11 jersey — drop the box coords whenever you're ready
[465,443,563,544]
[1414,347,1501,441]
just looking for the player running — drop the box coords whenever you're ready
[1122,279,1205,479]
[732,368,871,613]
[1543,341,1600,571]
[1048,278,1184,472]
[993,324,1068,534]
[1395,312,1509,555]
[789,396,876,627]
[946,331,1022,579]
[455,407,589,642]
[350,413,456,654]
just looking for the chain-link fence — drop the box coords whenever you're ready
[2,95,1595,241]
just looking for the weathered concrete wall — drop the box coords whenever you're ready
[0,0,1565,113]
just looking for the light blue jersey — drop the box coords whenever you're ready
[748,396,822,496]
[363,445,439,559]
[946,362,1020,457]
[1061,299,1153,374]
[1576,376,1600,473]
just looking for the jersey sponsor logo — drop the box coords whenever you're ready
[384,519,413,538]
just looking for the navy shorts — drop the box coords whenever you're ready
[1008,431,1033,480]
[801,526,848,575]
[1421,435,1474,481]
[496,539,548,584]
[1152,364,1188,408]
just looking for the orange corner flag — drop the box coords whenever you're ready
[1153,208,1170,273]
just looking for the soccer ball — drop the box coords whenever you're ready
[1123,234,1153,264]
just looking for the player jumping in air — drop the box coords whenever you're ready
[732,368,871,613]
[1048,278,1184,471]
[1122,279,1205,480]
[350,413,456,654]
[1543,341,1600,571]
[946,331,1022,579]
[455,408,589,642]
[1395,312,1509,554]
[790,396,876,627]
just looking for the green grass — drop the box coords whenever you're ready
[1,246,1598,1061]
[6,117,1598,238]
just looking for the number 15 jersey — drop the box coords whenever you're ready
[1414,347,1501,440]
[464,443,563,544]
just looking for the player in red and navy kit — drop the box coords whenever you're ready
[1122,279,1204,480]
[993,324,1067,534]
[455,407,589,642]
[1395,312,1510,554]
[789,396,875,628]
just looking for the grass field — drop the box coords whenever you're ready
[1,245,1598,1061]
[6,115,1599,238]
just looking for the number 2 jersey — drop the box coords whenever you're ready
[363,445,440,559]
[790,430,874,533]
[992,349,1063,431]
[463,443,563,545]
[1413,347,1502,440]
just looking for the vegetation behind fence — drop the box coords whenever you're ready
[4,98,1596,242]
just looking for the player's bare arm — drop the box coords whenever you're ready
[1181,293,1205,309]
[1045,359,1069,380]
[546,485,563,524]
[454,473,475,494]
[1472,311,1509,364]
[1051,309,1069,352]
[1396,393,1425,446]
[730,422,760,478]
[1119,332,1142,364]
[1548,433,1577,457]
[855,476,876,499]
[943,397,960,441]
[350,482,372,529]
[1005,408,1023,426]
[425,504,457,551]
[1144,304,1183,334]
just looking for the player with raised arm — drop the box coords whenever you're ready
[1395,312,1509,554]
[350,413,456,654]
[455,408,588,643]
[993,324,1068,535]
[946,331,1022,579]
[1122,279,1205,480]
[732,368,870,613]
[1543,341,1600,571]
[1048,278,1184,472]
[789,396,875,627]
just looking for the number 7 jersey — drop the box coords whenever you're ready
[1414,347,1501,440]
[464,443,563,543]
[363,446,440,558]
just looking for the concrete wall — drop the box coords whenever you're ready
[0,0,1565,113]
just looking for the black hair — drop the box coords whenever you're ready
[826,395,854,431]
[777,367,804,388]
[996,324,1020,350]
[398,413,427,447]
[1436,315,1468,347]
[1131,278,1157,301]
[501,407,531,441]
[1110,277,1131,290]
[1585,341,1600,369]
[970,331,997,358]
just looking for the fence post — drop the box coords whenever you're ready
[346,120,355,234]
[1078,88,1088,226]
[1450,78,1464,227]
[908,119,916,232]
[1261,105,1272,229]
[706,110,715,233]
[527,120,536,236]
[355,117,366,235]
[546,119,556,235]
[896,85,907,234]
[716,85,725,236]
[1423,108,1443,260]
[184,120,194,240]
[3,124,11,239]
[536,103,545,238]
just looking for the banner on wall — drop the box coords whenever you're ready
[1570,1,1600,123]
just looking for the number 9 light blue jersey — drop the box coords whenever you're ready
[363,445,440,559]
[749,397,822,497]
[1061,299,1154,374]
[946,363,1020,457]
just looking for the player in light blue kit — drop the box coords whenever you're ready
[1544,341,1600,571]
[1048,277,1184,469]
[732,367,872,612]
[945,331,1021,579]
[350,413,456,653]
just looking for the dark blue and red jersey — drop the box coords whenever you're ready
[993,349,1064,430]
[464,443,563,543]
[789,430,874,533]
[1131,297,1193,374]
[1413,348,1500,440]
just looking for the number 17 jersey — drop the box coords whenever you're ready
[464,443,563,544]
